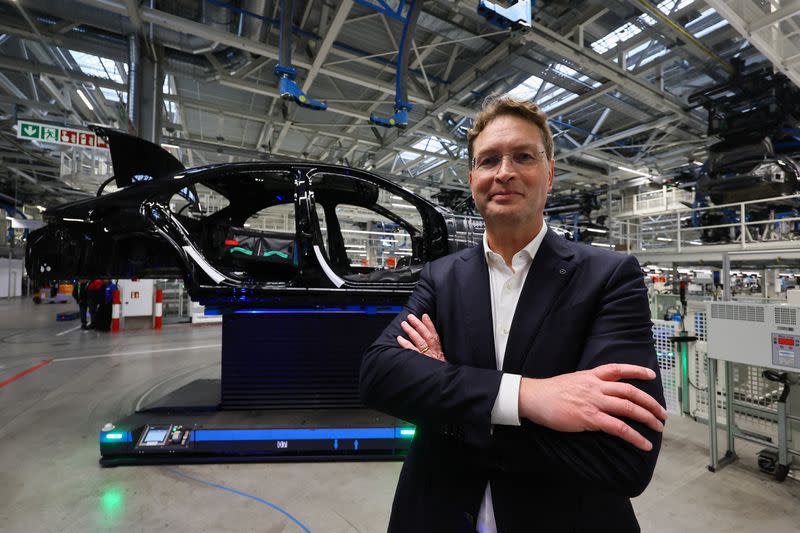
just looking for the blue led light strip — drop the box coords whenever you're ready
[230,306,403,315]
[195,427,414,442]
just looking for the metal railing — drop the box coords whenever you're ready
[611,192,800,252]
[619,186,694,216]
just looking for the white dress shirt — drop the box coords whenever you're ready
[476,221,549,533]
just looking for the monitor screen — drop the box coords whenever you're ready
[143,428,168,444]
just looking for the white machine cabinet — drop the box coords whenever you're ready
[117,279,154,318]
[707,302,800,370]
[706,301,799,481]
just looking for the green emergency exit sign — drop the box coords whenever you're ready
[15,120,108,149]
[19,122,39,139]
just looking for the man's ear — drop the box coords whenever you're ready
[468,171,473,186]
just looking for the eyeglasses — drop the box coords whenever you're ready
[470,150,548,174]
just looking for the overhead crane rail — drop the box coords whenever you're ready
[263,0,536,127]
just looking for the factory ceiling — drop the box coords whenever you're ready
[0,0,788,208]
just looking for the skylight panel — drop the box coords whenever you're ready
[397,136,454,172]
[413,157,444,175]
[623,39,670,70]
[693,19,729,38]
[692,14,729,38]
[68,50,124,83]
[397,151,417,164]
[554,63,581,78]
[552,63,599,90]
[626,39,655,58]
[634,48,670,68]
[100,87,126,103]
[657,0,694,15]
[507,74,544,100]
[163,75,179,124]
[591,22,644,54]
[411,136,447,154]
[541,91,579,112]
[687,7,717,27]
[504,63,598,112]
[591,0,695,54]
[640,13,658,26]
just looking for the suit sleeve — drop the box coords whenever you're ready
[491,254,665,497]
[360,261,503,435]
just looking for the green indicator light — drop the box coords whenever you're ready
[399,428,415,437]
[680,343,689,415]
[105,433,124,440]
[681,345,688,377]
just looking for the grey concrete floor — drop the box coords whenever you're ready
[1,296,799,532]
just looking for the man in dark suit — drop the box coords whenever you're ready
[360,97,667,532]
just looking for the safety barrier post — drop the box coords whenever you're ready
[111,290,121,333]
[154,288,163,330]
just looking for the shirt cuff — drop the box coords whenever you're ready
[490,373,522,426]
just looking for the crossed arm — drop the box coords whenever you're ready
[398,312,665,452]
[362,255,666,495]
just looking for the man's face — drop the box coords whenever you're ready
[469,114,554,229]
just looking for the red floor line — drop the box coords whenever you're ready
[0,360,52,388]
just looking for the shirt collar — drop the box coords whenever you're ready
[483,220,548,264]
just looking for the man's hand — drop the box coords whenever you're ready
[397,313,446,362]
[518,364,667,451]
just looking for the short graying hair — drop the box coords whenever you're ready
[467,96,554,166]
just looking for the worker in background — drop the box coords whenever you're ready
[98,279,118,330]
[86,278,105,330]
[72,279,90,330]
[360,96,666,532]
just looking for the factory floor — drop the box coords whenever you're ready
[1,296,799,533]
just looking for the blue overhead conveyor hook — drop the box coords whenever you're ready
[370,102,412,129]
[275,65,328,111]
[363,0,422,129]
[275,0,327,111]
[478,0,534,30]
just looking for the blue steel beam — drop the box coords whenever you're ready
[274,0,328,110]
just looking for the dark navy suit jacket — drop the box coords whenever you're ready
[360,229,665,533]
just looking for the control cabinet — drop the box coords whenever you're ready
[707,302,800,370]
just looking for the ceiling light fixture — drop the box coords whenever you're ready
[77,90,94,111]
[617,165,655,178]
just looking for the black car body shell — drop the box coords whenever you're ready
[26,134,485,311]
[697,137,800,205]
[690,67,800,208]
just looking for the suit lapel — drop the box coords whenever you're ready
[502,230,576,374]
[456,245,497,369]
